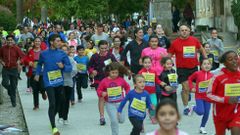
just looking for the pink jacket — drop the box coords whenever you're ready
[141,47,168,76]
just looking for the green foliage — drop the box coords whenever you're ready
[0,11,17,31]
[231,0,240,39]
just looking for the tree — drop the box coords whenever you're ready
[16,0,23,23]
[231,0,240,40]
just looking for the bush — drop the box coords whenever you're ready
[0,11,17,32]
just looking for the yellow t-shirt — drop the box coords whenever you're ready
[85,48,97,58]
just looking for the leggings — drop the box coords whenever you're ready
[46,86,65,128]
[194,99,211,127]
[129,117,143,135]
[59,86,72,120]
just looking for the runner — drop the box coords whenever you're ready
[34,34,72,135]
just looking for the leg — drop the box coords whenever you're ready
[46,87,56,128]
[149,94,157,117]
[1,68,11,96]
[70,77,76,102]
[214,119,227,135]
[76,76,82,100]
[181,81,190,106]
[63,86,71,120]
[30,76,39,108]
[193,99,204,115]
[106,102,119,135]
[129,117,143,135]
[155,85,161,103]
[9,69,18,107]
[231,127,240,135]
[99,97,105,118]
[200,101,211,127]
[55,86,65,117]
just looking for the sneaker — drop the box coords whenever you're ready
[63,120,69,125]
[71,101,75,106]
[199,127,207,134]
[100,117,106,126]
[26,88,32,93]
[188,105,195,116]
[33,105,39,110]
[52,127,60,135]
[183,108,189,115]
[58,118,64,125]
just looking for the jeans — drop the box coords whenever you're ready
[194,99,211,127]
[129,117,143,135]
[2,68,18,106]
[106,102,125,135]
[46,86,65,128]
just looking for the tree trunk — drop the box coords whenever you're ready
[238,27,240,40]
[41,6,48,23]
[16,0,23,24]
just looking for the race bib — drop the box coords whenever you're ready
[225,83,240,96]
[104,59,112,66]
[34,61,38,68]
[183,46,195,58]
[76,64,86,71]
[95,40,100,46]
[211,50,219,61]
[143,73,155,86]
[47,70,63,85]
[130,98,146,117]
[199,80,210,93]
[107,86,122,102]
[168,73,178,87]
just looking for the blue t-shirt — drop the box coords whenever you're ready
[74,55,89,74]
[118,89,152,120]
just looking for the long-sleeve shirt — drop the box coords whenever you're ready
[88,52,117,84]
[36,49,72,88]
[159,69,178,96]
[141,47,168,75]
[63,56,77,87]
[207,68,240,121]
[188,70,213,101]
[0,45,25,69]
[74,55,89,74]
[138,68,162,94]
[207,38,224,63]
[118,89,152,120]
[120,40,148,72]
[97,77,130,102]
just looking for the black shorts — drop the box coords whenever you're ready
[177,67,198,83]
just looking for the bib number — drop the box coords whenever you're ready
[183,46,195,58]
[47,70,63,85]
[199,80,210,93]
[143,73,155,87]
[130,98,146,117]
[104,59,112,66]
[167,73,178,87]
[225,83,240,96]
[76,64,86,71]
[107,86,122,102]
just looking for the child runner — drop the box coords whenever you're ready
[188,58,213,134]
[146,99,189,135]
[199,43,217,70]
[138,56,171,124]
[88,40,117,125]
[159,57,178,102]
[97,62,130,135]
[207,51,240,135]
[74,45,89,102]
[118,74,153,135]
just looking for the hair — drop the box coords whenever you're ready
[219,50,237,64]
[69,46,75,49]
[34,36,42,42]
[179,24,191,30]
[113,35,121,42]
[105,62,130,77]
[61,44,69,50]
[48,34,60,46]
[155,98,180,119]
[200,58,212,66]
[77,45,85,51]
[98,40,108,48]
[133,74,145,84]
[202,42,209,48]
[148,34,158,42]
[142,56,152,63]
[6,35,15,40]
[134,28,143,38]
[160,57,173,66]
[211,28,217,33]
[97,23,103,28]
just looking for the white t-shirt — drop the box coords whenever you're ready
[146,129,188,135]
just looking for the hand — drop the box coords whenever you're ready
[34,75,40,82]
[102,92,107,97]
[164,86,172,91]
[160,82,167,87]
[229,96,238,104]
[56,62,64,69]
[139,58,142,65]
[92,70,97,76]
[117,112,121,120]
[0,61,5,66]
[191,88,196,93]
[29,61,34,67]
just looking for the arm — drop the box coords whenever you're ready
[96,80,106,98]
[188,72,197,90]
[146,94,153,110]
[123,79,131,94]
[120,43,130,63]
[36,53,43,75]
[117,93,130,113]
[199,45,207,59]
[62,54,72,72]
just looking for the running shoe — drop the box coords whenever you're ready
[183,108,189,115]
[199,127,207,134]
[188,105,195,116]
[52,127,60,135]
[100,117,106,126]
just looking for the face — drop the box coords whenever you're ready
[70,47,75,54]
[56,25,62,32]
[97,27,103,33]
[6,37,14,46]
[69,33,75,39]
[201,59,212,72]
[164,59,173,70]
[134,77,145,90]
[204,44,210,53]
[143,58,152,69]
[61,46,68,54]
[135,30,144,40]
[113,38,121,47]
[77,49,85,56]
[87,41,93,49]
[149,37,158,49]
[99,44,108,54]
[179,25,190,39]
[224,52,238,72]
[156,105,179,131]
[51,37,61,49]
[34,38,41,48]
[147,28,153,35]
[211,30,218,38]
[109,69,119,79]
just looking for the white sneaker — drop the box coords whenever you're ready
[199,127,207,134]
[188,105,195,116]
[58,118,64,124]
[63,120,69,125]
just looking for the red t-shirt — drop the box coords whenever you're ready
[168,36,201,68]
